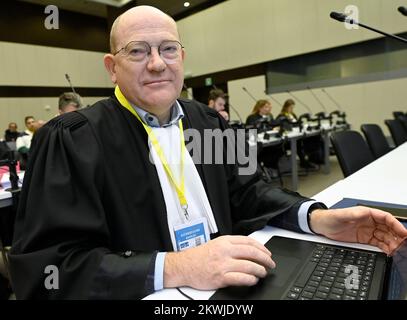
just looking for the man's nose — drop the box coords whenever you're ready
[147,48,166,72]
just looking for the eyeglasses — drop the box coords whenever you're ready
[113,40,184,64]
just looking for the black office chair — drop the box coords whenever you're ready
[393,111,405,119]
[398,115,407,133]
[361,124,392,159]
[331,130,374,177]
[385,119,407,147]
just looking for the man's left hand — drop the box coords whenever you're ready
[310,206,407,255]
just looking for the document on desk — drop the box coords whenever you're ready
[331,198,407,225]
[0,172,24,189]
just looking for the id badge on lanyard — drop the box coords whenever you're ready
[115,86,211,251]
[173,216,210,251]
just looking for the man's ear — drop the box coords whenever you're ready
[104,54,117,84]
[208,99,214,108]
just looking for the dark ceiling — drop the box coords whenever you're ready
[18,0,228,20]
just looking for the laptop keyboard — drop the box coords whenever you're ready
[286,244,377,300]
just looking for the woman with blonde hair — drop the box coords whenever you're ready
[278,99,297,122]
[246,100,273,126]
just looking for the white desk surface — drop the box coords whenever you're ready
[144,142,407,300]
[0,171,24,208]
[314,142,407,207]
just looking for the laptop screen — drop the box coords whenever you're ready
[387,239,407,300]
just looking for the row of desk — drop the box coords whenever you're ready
[253,122,348,190]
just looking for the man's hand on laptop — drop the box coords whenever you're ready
[163,235,276,290]
[309,206,407,255]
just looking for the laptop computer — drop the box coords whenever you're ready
[211,199,407,300]
[211,236,406,300]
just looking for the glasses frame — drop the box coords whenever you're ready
[113,40,184,62]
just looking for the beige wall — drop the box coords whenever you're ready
[0,97,108,132]
[0,41,112,87]
[0,41,114,132]
[178,0,407,77]
[227,76,407,137]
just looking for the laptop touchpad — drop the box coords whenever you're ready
[268,254,301,287]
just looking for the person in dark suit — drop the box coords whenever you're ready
[9,5,407,299]
[208,88,229,121]
[4,123,21,142]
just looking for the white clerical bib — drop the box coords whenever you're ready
[148,124,218,251]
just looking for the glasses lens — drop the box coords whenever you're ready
[159,41,182,61]
[125,42,149,61]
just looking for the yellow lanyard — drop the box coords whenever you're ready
[114,86,189,219]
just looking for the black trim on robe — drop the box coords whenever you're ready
[9,96,309,299]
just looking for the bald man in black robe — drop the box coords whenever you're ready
[8,6,407,299]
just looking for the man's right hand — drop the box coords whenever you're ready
[163,235,276,290]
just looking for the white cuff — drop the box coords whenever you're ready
[298,200,317,234]
[154,252,166,291]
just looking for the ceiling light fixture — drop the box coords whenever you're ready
[184,2,190,8]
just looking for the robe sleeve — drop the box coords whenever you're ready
[9,112,157,299]
[215,112,311,235]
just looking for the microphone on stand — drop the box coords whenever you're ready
[264,90,282,107]
[287,90,315,131]
[398,6,407,16]
[64,73,87,108]
[65,74,77,94]
[286,90,313,114]
[321,88,348,127]
[307,86,331,125]
[212,85,244,123]
[307,86,327,114]
[242,87,258,103]
[330,11,407,44]
[321,88,344,113]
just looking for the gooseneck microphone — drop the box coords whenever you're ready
[321,88,344,112]
[65,74,77,94]
[286,90,313,114]
[264,90,282,107]
[212,85,244,123]
[307,86,327,113]
[398,6,407,16]
[242,87,258,103]
[330,11,407,44]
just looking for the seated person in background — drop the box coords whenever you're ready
[208,88,229,121]
[58,92,83,115]
[246,99,274,126]
[4,122,21,142]
[15,117,44,169]
[278,99,321,169]
[16,116,36,156]
[277,98,297,122]
[247,100,281,178]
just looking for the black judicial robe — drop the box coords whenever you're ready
[9,96,309,299]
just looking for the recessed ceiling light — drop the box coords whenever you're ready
[184,2,190,7]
